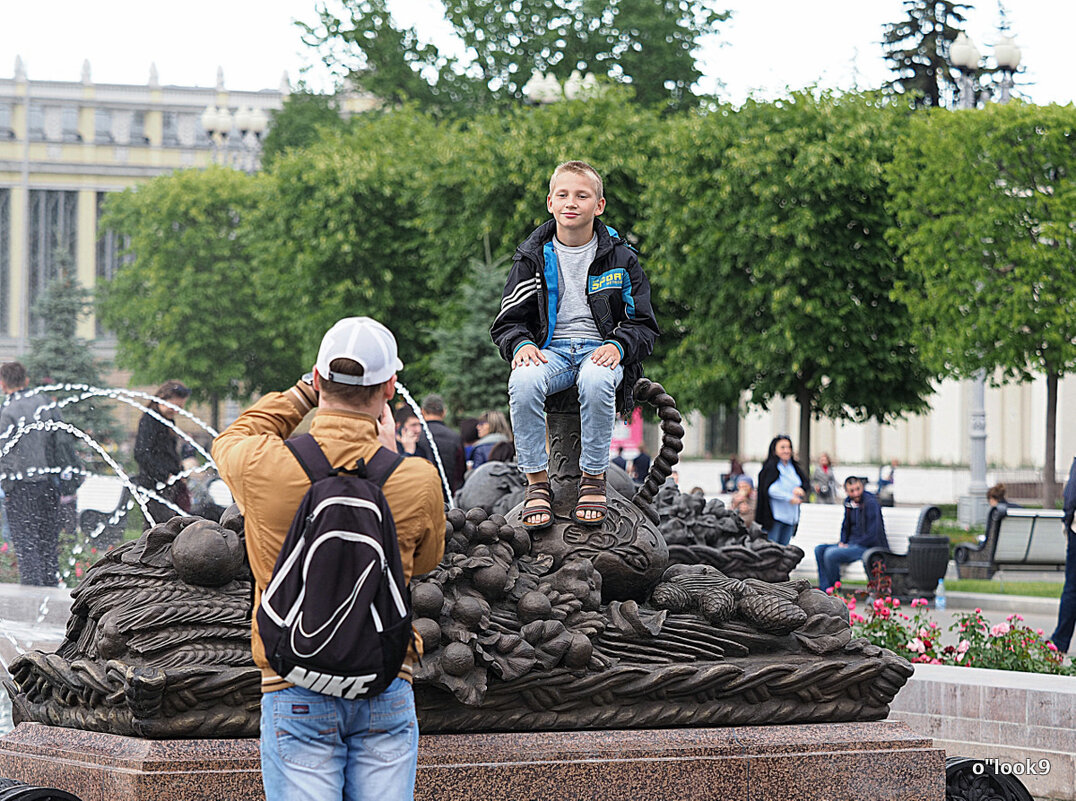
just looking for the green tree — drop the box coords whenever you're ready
[429,246,512,418]
[642,91,934,468]
[97,167,283,429]
[887,102,1076,506]
[260,91,347,168]
[881,0,973,108]
[250,111,446,390]
[303,0,727,113]
[24,263,119,445]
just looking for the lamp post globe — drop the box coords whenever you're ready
[249,108,268,137]
[950,33,980,71]
[994,36,1021,71]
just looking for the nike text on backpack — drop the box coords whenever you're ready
[257,434,412,699]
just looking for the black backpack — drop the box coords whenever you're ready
[257,434,411,699]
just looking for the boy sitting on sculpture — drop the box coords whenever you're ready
[491,160,659,530]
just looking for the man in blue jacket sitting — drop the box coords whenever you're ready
[815,476,888,592]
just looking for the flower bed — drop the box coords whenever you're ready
[834,576,1073,676]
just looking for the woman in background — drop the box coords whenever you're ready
[811,452,839,504]
[756,435,810,545]
[470,410,512,470]
[134,380,192,526]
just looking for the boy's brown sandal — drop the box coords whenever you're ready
[572,474,607,527]
[521,480,554,531]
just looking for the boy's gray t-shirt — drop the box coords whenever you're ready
[551,234,602,342]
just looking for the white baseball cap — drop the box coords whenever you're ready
[314,317,403,386]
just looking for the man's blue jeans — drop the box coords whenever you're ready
[260,679,418,801]
[509,338,623,475]
[1050,529,1076,653]
[815,543,867,592]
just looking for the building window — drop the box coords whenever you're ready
[94,109,112,143]
[0,105,13,140]
[0,189,9,335]
[28,190,78,336]
[162,111,179,146]
[61,107,81,142]
[130,111,147,144]
[95,192,129,336]
[27,104,45,140]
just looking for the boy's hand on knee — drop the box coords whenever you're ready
[590,344,622,368]
[513,344,548,368]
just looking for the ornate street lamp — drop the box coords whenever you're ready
[201,105,267,172]
[950,32,981,110]
[949,32,987,526]
[993,35,1021,103]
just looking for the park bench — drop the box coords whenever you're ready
[953,506,1068,579]
[790,502,942,587]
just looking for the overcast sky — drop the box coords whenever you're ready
[2,1,1072,105]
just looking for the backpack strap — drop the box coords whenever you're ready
[364,447,405,488]
[284,433,333,483]
[286,434,404,488]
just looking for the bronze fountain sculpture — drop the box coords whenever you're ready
[4,379,911,738]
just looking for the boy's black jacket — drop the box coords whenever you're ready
[490,219,660,412]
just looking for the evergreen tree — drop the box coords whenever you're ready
[881,1,973,108]
[24,261,119,446]
[429,248,512,419]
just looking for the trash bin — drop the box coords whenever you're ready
[906,535,950,597]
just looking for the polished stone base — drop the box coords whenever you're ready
[0,723,262,801]
[416,721,945,801]
[0,720,943,801]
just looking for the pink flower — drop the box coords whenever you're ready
[957,639,970,654]
[826,587,834,596]
[907,637,926,654]
[929,658,941,665]
[892,599,901,607]
[1007,613,1024,623]
[910,598,925,608]
[850,612,865,624]
[990,622,1011,637]
[1037,629,1045,636]
[847,598,856,610]
[834,581,841,589]
[0,542,7,553]
[74,566,83,578]
[918,627,930,639]
[975,608,982,614]
[1048,641,1058,652]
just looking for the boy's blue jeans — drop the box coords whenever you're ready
[509,338,623,476]
[260,679,418,801]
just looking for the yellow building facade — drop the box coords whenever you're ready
[0,60,286,359]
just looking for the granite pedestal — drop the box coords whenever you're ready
[0,720,942,801]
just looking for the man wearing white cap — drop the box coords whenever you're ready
[213,316,445,801]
